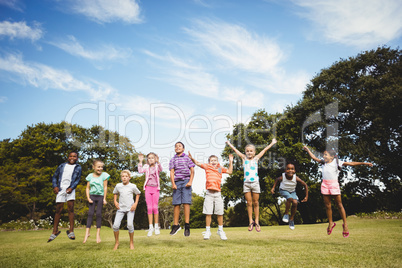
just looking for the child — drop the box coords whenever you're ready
[226,138,277,232]
[188,152,233,240]
[303,146,373,237]
[271,163,308,230]
[138,152,162,237]
[83,159,110,243]
[47,151,82,242]
[112,170,140,250]
[169,142,195,236]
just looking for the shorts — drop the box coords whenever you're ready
[203,190,224,215]
[279,189,299,200]
[243,181,261,193]
[56,188,75,203]
[321,180,341,195]
[172,179,192,205]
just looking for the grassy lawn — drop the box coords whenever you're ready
[0,217,401,267]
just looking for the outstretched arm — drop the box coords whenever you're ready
[343,162,373,167]
[255,138,277,160]
[226,141,246,160]
[296,177,308,202]
[270,177,282,194]
[303,146,323,163]
[188,151,202,167]
[227,154,234,174]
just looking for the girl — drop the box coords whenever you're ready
[138,152,162,237]
[303,146,373,237]
[226,138,277,232]
[83,159,110,243]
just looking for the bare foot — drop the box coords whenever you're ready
[83,234,89,244]
[113,243,119,250]
[96,236,101,243]
[130,243,134,250]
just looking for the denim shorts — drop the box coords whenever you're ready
[172,179,192,205]
[279,189,299,200]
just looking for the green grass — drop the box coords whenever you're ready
[0,217,401,267]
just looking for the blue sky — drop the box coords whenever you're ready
[0,0,401,194]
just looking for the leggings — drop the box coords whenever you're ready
[86,195,104,228]
[145,186,160,214]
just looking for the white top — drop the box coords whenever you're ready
[243,159,259,182]
[60,164,76,189]
[322,159,344,181]
[279,173,297,192]
[113,183,141,211]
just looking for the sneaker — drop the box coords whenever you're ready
[289,220,295,230]
[147,227,154,237]
[203,230,211,240]
[184,223,190,237]
[169,225,181,236]
[217,230,227,240]
[154,227,160,235]
[282,214,289,223]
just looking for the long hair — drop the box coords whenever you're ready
[326,149,341,171]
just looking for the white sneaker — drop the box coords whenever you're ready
[217,230,227,240]
[154,227,160,235]
[147,227,154,237]
[203,230,211,240]
[282,214,289,223]
[289,220,295,230]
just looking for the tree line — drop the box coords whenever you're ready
[0,46,400,228]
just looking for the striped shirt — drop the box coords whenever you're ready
[169,153,195,181]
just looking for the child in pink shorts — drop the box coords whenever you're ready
[138,153,162,237]
[303,146,373,237]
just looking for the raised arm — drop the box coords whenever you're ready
[303,146,322,163]
[270,176,282,194]
[343,162,373,167]
[188,151,202,167]
[255,138,277,160]
[296,177,309,202]
[227,154,234,174]
[137,153,145,173]
[226,141,246,160]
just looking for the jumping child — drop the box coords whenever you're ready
[188,152,233,240]
[112,170,140,250]
[138,152,162,237]
[83,159,110,243]
[48,151,82,242]
[271,163,308,230]
[303,146,373,237]
[226,138,277,232]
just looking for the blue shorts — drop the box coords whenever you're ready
[279,189,299,200]
[172,179,192,205]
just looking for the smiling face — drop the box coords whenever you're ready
[285,164,296,178]
[147,153,156,166]
[175,142,184,155]
[93,161,104,176]
[67,152,78,165]
[208,156,219,167]
[245,145,256,159]
[121,172,131,185]
[323,151,335,163]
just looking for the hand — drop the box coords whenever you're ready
[228,154,234,162]
[88,198,93,204]
[301,197,308,202]
[303,146,309,151]
[155,154,159,163]
[185,182,192,187]
[66,188,72,194]
[114,202,120,210]
[53,187,59,194]
[103,199,107,205]
[172,183,177,190]
[138,153,144,162]
[130,204,137,212]
[367,163,373,167]
[270,188,275,194]
[226,140,231,145]
[271,138,277,144]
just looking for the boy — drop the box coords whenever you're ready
[48,151,82,242]
[169,142,195,236]
[271,163,308,230]
[112,170,140,250]
[188,152,233,240]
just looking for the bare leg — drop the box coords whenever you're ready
[113,231,119,250]
[148,214,153,226]
[129,232,134,250]
[323,195,334,229]
[83,228,90,243]
[252,192,260,225]
[184,204,190,224]
[96,228,101,243]
[206,215,212,227]
[334,195,348,233]
[217,215,223,226]
[52,203,64,234]
[173,205,180,225]
[154,213,159,226]
[244,192,253,227]
[67,200,75,234]
[290,199,297,221]
[284,199,291,215]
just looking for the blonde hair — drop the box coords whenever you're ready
[121,169,132,177]
[92,159,104,166]
[245,144,256,151]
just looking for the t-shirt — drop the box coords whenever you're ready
[169,153,195,181]
[60,164,76,190]
[322,159,344,181]
[200,163,228,191]
[243,159,259,182]
[113,183,141,211]
[279,173,297,192]
[86,172,110,195]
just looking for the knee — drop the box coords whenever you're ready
[292,200,298,206]
[127,223,134,233]
[113,224,120,232]
[253,200,259,207]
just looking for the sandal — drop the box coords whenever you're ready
[342,224,349,238]
[255,223,261,232]
[67,230,75,240]
[248,221,255,231]
[47,231,61,243]
[327,222,336,235]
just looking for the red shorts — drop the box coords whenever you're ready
[321,180,341,195]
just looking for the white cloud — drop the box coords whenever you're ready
[49,35,132,61]
[0,21,43,41]
[223,87,264,108]
[0,0,24,12]
[0,96,7,103]
[292,0,402,47]
[0,53,115,100]
[69,0,142,24]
